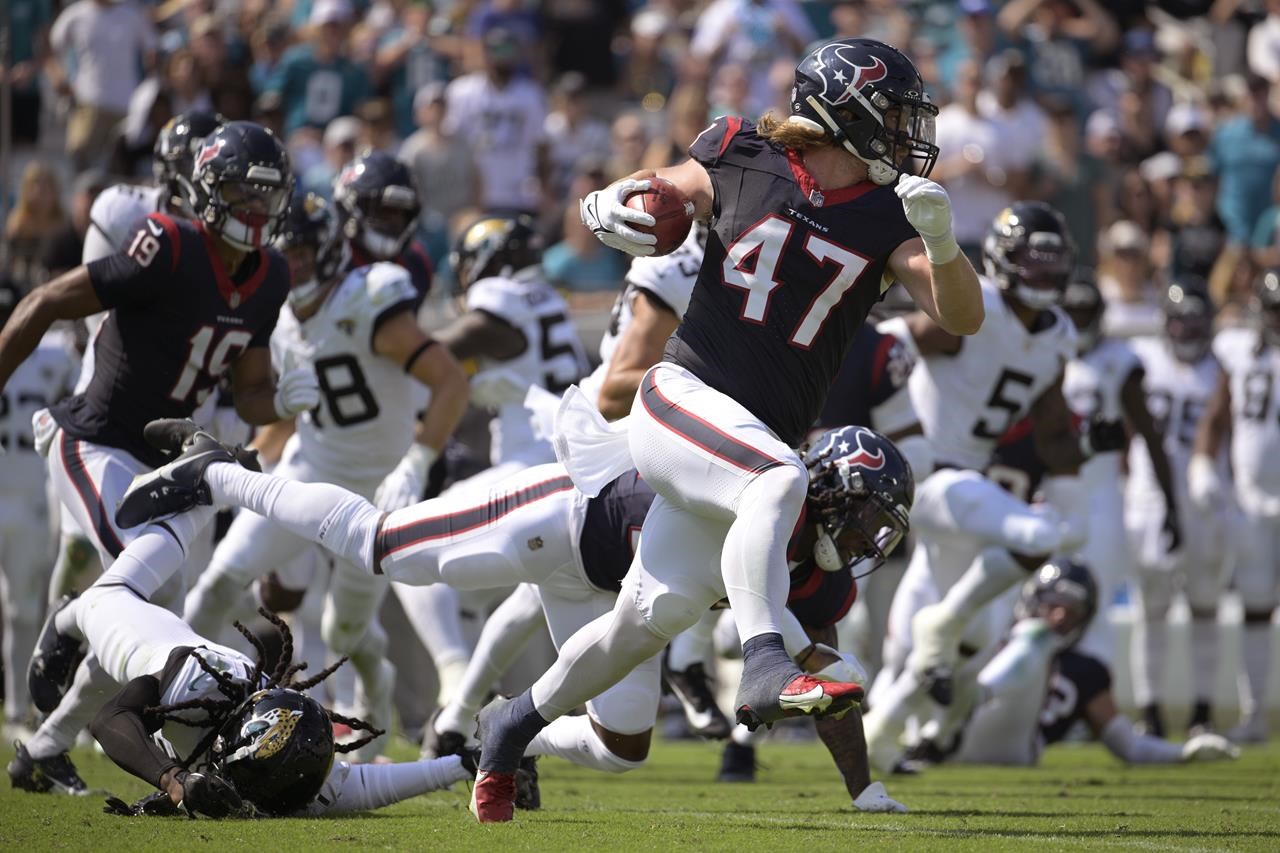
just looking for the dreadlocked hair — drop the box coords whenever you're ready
[145,607,385,770]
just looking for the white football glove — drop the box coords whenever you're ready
[853,781,908,813]
[579,178,658,257]
[32,407,58,458]
[272,365,321,420]
[896,174,959,264]
[374,444,438,512]
[1182,733,1241,762]
[1187,453,1222,510]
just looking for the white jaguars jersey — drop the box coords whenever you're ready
[0,333,78,491]
[271,263,422,485]
[1214,327,1280,514]
[467,269,589,464]
[579,227,703,406]
[1126,337,1221,506]
[911,281,1076,470]
[1064,338,1141,490]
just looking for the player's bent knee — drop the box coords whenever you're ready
[589,721,652,769]
[638,590,703,641]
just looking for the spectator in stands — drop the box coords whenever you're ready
[42,169,110,278]
[50,0,158,171]
[690,0,813,115]
[250,21,292,95]
[190,13,254,120]
[544,73,612,203]
[357,98,403,153]
[642,84,711,172]
[977,50,1041,198]
[1033,99,1109,266]
[3,163,67,293]
[4,0,54,151]
[268,0,372,135]
[1210,75,1280,246]
[303,116,364,199]
[1165,158,1226,283]
[937,0,998,87]
[374,1,446,139]
[543,162,628,292]
[1099,219,1162,338]
[1248,0,1280,84]
[1249,167,1280,269]
[1164,102,1212,160]
[1090,30,1174,138]
[1115,167,1161,238]
[997,0,1118,113]
[605,112,651,185]
[400,83,482,266]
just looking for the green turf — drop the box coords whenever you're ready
[3,736,1278,851]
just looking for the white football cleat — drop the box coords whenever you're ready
[1226,712,1269,745]
[1182,732,1241,762]
[853,781,908,813]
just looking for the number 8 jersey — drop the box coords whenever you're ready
[271,262,422,483]
[665,116,920,446]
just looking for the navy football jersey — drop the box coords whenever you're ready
[52,214,289,467]
[348,240,434,302]
[579,468,657,594]
[817,322,913,431]
[787,559,857,628]
[1040,649,1111,745]
[666,116,919,445]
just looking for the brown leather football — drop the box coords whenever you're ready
[623,177,695,256]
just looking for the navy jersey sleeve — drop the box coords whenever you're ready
[788,561,857,628]
[1059,650,1111,707]
[86,213,183,309]
[401,242,435,301]
[688,115,746,169]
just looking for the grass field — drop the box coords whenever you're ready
[3,736,1279,851]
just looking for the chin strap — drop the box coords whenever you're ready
[813,526,843,572]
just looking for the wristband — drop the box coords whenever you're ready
[920,230,960,265]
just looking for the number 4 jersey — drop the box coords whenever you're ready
[271,262,422,483]
[666,116,920,446]
[52,214,289,468]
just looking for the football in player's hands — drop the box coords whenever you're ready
[623,178,695,256]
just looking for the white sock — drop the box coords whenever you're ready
[526,716,645,773]
[1241,620,1272,715]
[720,466,807,643]
[1131,613,1165,708]
[668,609,718,673]
[936,548,1026,624]
[323,755,468,813]
[1189,615,1217,703]
[395,584,472,706]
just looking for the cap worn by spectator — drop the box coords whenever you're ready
[959,0,993,17]
[556,71,588,98]
[1140,151,1181,184]
[1106,220,1150,255]
[985,49,1025,82]
[1086,110,1121,141]
[413,82,447,114]
[324,116,363,149]
[311,0,354,27]
[1165,102,1208,139]
[1123,29,1159,58]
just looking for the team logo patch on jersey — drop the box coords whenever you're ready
[527,536,544,551]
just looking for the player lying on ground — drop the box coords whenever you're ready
[10,587,472,816]
[98,419,913,813]
[900,560,1239,768]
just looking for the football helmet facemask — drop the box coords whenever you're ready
[211,687,335,816]
[801,426,914,577]
[192,121,293,252]
[274,193,347,312]
[1014,559,1099,650]
[1062,267,1104,353]
[332,150,422,261]
[1163,278,1215,364]
[1254,268,1280,348]
[450,215,544,290]
[984,201,1076,311]
[153,110,225,217]
[790,38,938,186]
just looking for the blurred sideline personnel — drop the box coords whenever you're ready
[909,561,1239,768]
[181,195,468,760]
[0,279,78,739]
[1060,271,1180,662]
[1191,269,1280,744]
[1125,280,1228,739]
[1,122,317,792]
[108,418,914,813]
[483,36,983,821]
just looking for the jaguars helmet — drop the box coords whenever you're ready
[274,193,346,311]
[790,38,938,186]
[1254,268,1280,348]
[1014,559,1099,650]
[801,425,913,576]
[984,201,1076,311]
[1061,267,1104,353]
[153,109,225,216]
[211,688,335,816]
[191,121,294,251]
[450,215,543,290]
[332,150,421,261]
[1163,277,1215,364]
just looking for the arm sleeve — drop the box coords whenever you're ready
[1099,715,1184,764]
[89,675,183,789]
[87,214,180,309]
[298,756,469,816]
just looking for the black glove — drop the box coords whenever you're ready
[104,791,181,817]
[1161,504,1183,554]
[179,770,243,819]
[1079,416,1127,457]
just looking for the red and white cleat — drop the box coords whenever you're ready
[736,674,864,731]
[470,769,517,823]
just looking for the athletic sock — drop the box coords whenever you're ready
[1241,620,1273,716]
[478,691,548,774]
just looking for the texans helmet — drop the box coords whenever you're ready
[984,202,1077,311]
[1163,277,1215,364]
[1014,559,1099,649]
[332,150,421,261]
[1254,268,1280,348]
[801,425,914,576]
[211,688,335,816]
[1061,267,1104,353]
[153,109,225,216]
[274,193,346,311]
[191,121,294,251]
[450,215,543,290]
[790,38,938,186]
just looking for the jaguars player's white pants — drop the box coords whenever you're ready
[1230,506,1280,723]
[951,623,1056,766]
[1074,475,1129,662]
[0,480,54,729]
[1125,491,1229,710]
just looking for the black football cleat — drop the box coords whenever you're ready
[28,594,86,714]
[663,660,732,740]
[422,707,471,760]
[514,755,540,811]
[716,741,757,783]
[8,743,88,796]
[115,419,247,529]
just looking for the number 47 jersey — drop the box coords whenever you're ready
[271,262,423,485]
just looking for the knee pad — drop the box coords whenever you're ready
[737,462,808,514]
[589,664,661,736]
[634,586,703,641]
[321,598,376,657]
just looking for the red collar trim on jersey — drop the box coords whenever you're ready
[785,149,878,207]
[198,222,269,309]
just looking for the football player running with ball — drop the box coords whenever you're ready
[465,38,981,821]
